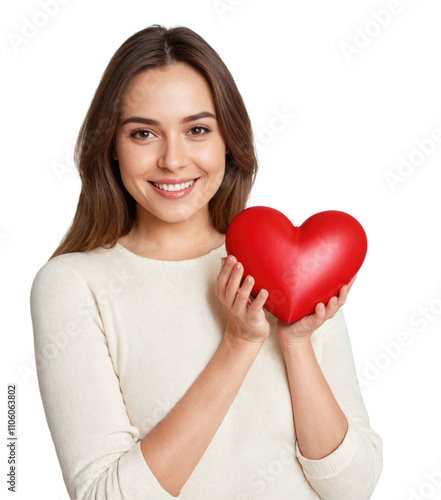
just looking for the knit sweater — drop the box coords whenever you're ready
[30,241,382,500]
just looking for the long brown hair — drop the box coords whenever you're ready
[50,24,258,260]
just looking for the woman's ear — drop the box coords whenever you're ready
[111,139,118,161]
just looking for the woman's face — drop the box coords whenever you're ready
[113,62,227,227]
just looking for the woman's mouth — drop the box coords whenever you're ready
[151,179,196,191]
[148,178,199,199]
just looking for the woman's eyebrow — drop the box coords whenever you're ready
[121,111,217,127]
[182,111,216,123]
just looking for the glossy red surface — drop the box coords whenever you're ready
[225,206,367,323]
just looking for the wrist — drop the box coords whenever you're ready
[222,329,266,354]
[279,336,313,354]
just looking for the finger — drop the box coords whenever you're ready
[225,261,244,307]
[336,286,348,308]
[216,254,237,297]
[342,275,356,296]
[247,288,268,315]
[294,304,325,332]
[231,275,255,312]
[325,296,340,316]
[314,302,327,320]
[337,275,356,307]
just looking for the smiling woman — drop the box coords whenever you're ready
[113,63,228,257]
[30,24,382,499]
[48,25,256,260]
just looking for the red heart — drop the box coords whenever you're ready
[225,207,367,323]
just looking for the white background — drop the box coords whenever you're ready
[2,0,441,499]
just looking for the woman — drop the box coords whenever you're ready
[30,25,382,499]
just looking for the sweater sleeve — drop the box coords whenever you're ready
[295,308,383,500]
[30,259,180,500]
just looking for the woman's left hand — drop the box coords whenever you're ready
[277,275,357,346]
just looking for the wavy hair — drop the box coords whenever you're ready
[50,24,257,259]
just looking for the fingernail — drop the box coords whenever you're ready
[221,257,226,267]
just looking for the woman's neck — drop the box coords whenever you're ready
[118,208,225,261]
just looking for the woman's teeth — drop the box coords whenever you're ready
[152,179,196,191]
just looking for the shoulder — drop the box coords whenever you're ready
[30,247,117,301]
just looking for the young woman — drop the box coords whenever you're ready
[30,25,382,499]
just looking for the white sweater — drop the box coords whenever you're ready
[30,241,382,500]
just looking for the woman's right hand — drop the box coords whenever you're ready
[216,254,270,346]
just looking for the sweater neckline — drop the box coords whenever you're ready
[114,241,227,266]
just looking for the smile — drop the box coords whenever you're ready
[149,178,199,200]
[152,179,196,191]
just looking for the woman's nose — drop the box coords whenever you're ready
[157,135,187,172]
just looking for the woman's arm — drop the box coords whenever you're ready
[277,283,354,461]
[277,282,382,499]
[141,254,271,496]
[279,337,349,460]
[140,334,261,496]
[31,255,270,499]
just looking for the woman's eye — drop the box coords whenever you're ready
[131,129,153,140]
[189,126,209,136]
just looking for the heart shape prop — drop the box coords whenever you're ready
[225,207,367,323]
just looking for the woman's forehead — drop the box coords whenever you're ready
[122,63,215,116]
